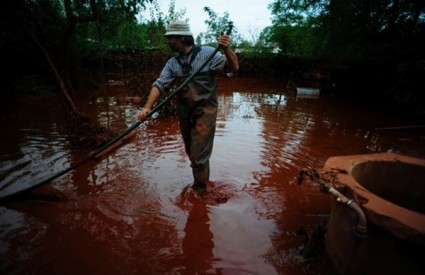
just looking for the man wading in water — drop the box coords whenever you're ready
[137,21,239,194]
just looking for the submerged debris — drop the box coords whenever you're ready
[66,112,118,148]
[262,217,330,274]
[282,216,329,265]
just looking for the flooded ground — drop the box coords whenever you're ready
[1,76,424,274]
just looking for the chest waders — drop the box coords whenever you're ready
[175,47,218,192]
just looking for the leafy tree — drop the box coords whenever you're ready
[267,0,425,108]
[267,0,326,57]
[1,0,153,116]
[317,0,425,61]
[140,0,188,53]
[198,7,243,46]
[268,0,425,61]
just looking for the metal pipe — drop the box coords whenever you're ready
[328,187,368,238]
[298,167,368,239]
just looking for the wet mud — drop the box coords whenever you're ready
[1,75,424,274]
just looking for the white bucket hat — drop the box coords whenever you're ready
[164,21,193,36]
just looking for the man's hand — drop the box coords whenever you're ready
[218,33,239,73]
[136,107,151,121]
[218,33,232,49]
[136,87,161,121]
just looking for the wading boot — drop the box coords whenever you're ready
[192,182,207,194]
[191,165,209,194]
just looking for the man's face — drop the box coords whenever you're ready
[166,36,184,53]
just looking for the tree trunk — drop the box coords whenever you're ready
[27,29,79,114]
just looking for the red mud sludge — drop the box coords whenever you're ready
[1,77,425,274]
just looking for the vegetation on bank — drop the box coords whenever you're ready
[1,0,424,120]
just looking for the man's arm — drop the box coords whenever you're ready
[136,86,161,121]
[219,34,239,73]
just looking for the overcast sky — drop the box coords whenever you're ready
[140,0,274,40]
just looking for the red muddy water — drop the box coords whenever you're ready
[1,76,424,274]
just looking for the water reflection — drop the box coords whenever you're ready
[175,188,214,274]
[0,77,424,274]
[0,126,71,198]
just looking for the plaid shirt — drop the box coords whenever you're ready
[153,46,226,93]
